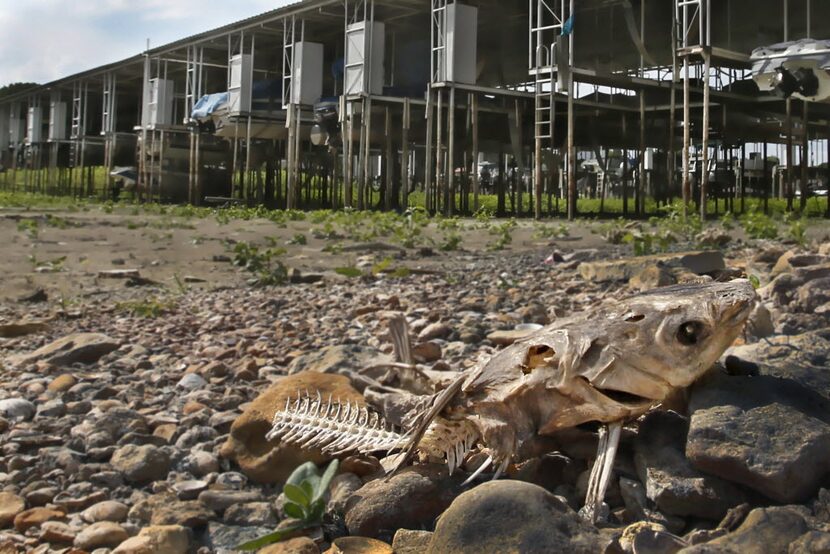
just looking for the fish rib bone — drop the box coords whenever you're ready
[267,392,403,455]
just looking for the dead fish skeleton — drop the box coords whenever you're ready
[267,280,756,519]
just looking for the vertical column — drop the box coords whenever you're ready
[700,51,711,219]
[472,94,480,214]
[682,54,691,219]
[800,101,808,212]
[447,87,455,216]
[566,0,576,220]
[401,99,410,209]
[785,99,793,210]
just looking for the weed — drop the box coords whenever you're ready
[17,219,39,238]
[28,255,66,272]
[533,222,569,240]
[116,298,175,318]
[287,233,307,246]
[784,213,808,247]
[622,229,676,256]
[740,211,779,240]
[230,241,288,287]
[487,220,518,251]
[239,461,339,550]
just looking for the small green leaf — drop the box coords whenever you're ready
[300,480,315,501]
[283,501,306,520]
[315,459,340,502]
[236,524,310,551]
[283,484,310,506]
[749,274,761,290]
[286,462,320,488]
[306,499,325,523]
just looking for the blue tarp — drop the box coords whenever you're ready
[191,79,282,120]
[192,92,229,119]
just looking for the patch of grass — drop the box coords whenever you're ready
[116,298,176,318]
[487,219,518,251]
[17,218,39,238]
[287,233,307,246]
[784,213,808,247]
[229,240,288,287]
[533,222,569,240]
[740,210,779,240]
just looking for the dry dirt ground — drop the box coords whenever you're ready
[0,208,612,305]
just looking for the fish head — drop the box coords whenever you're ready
[600,279,758,393]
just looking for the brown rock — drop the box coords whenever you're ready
[427,480,602,554]
[580,251,725,283]
[47,374,77,393]
[327,536,393,554]
[412,342,442,363]
[771,250,797,277]
[220,372,365,484]
[14,507,65,532]
[345,465,461,540]
[40,520,76,543]
[128,492,214,528]
[111,444,171,484]
[74,521,129,550]
[0,321,49,338]
[152,424,178,444]
[0,492,25,528]
[259,536,320,554]
[81,500,129,523]
[200,361,228,378]
[684,506,808,554]
[392,529,434,554]
[112,525,190,554]
[628,264,677,291]
[183,401,208,415]
[9,333,119,367]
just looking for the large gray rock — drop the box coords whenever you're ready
[686,372,830,503]
[345,465,461,540]
[579,251,725,283]
[724,329,830,402]
[427,480,603,554]
[678,507,808,554]
[634,411,746,520]
[9,333,120,367]
[797,277,830,312]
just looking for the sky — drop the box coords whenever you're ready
[0,0,294,87]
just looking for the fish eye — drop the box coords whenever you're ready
[677,321,706,346]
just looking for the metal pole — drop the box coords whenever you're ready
[700,50,711,220]
[800,101,808,212]
[436,89,444,214]
[401,98,411,209]
[826,125,830,218]
[425,89,435,214]
[363,97,372,209]
[566,0,576,220]
[345,102,353,208]
[472,93,480,213]
[682,54,691,219]
[447,86,455,216]
[786,99,793,211]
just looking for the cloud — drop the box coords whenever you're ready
[0,0,287,85]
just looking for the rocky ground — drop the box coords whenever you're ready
[0,207,829,553]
